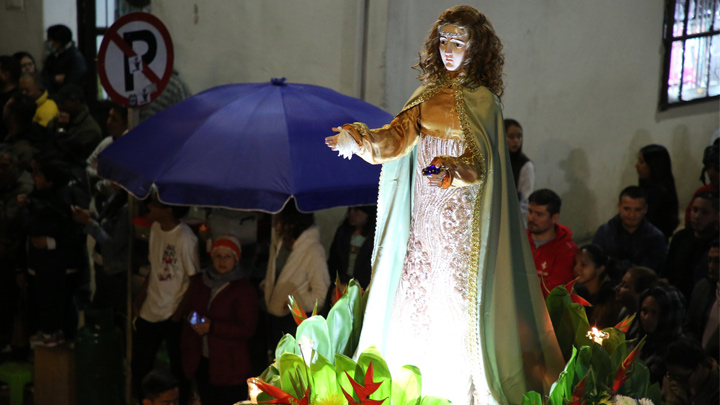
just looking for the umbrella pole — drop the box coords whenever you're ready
[125,108,140,405]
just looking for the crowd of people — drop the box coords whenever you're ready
[0,19,717,405]
[509,118,719,402]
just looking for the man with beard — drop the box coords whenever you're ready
[526,189,578,297]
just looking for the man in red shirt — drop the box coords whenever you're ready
[526,189,578,297]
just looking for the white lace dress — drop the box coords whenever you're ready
[382,130,489,404]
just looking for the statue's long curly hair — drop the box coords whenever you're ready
[414,6,505,99]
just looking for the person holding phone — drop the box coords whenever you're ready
[181,235,258,405]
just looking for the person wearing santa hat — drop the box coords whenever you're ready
[181,234,259,405]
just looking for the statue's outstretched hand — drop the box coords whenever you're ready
[326,126,358,159]
[324,127,342,151]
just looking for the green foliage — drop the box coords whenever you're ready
[335,353,362,399]
[252,279,454,404]
[520,391,543,405]
[310,353,340,401]
[528,285,658,404]
[297,315,333,363]
[276,333,301,360]
[391,365,422,405]
[545,286,591,361]
[357,347,392,402]
[278,352,310,398]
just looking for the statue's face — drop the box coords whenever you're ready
[439,24,469,72]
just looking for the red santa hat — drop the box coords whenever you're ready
[211,234,241,259]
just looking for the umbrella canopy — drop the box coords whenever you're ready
[98,78,392,212]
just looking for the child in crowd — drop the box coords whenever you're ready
[132,194,199,404]
[572,244,621,329]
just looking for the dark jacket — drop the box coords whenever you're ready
[592,215,667,274]
[574,278,622,329]
[527,223,577,297]
[181,273,259,386]
[663,228,715,301]
[685,278,719,360]
[48,105,102,166]
[640,180,679,239]
[41,43,87,94]
[0,170,33,274]
[26,186,76,273]
[326,222,374,288]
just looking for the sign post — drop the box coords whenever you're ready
[97,12,173,405]
[98,12,174,107]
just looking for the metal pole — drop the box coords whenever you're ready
[125,107,140,405]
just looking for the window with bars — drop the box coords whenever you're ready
[660,0,720,109]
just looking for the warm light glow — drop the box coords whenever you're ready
[248,378,261,404]
[586,327,609,345]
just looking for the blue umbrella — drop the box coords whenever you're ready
[98,78,391,212]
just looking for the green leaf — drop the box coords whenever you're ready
[618,359,650,398]
[275,333,300,360]
[545,286,591,361]
[357,347,392,403]
[549,346,577,404]
[600,327,627,359]
[327,292,353,360]
[589,343,612,390]
[415,396,451,405]
[392,364,422,405]
[310,353,339,401]
[296,315,333,364]
[346,280,364,356]
[256,374,282,403]
[644,382,662,405]
[258,363,279,384]
[573,346,593,386]
[521,391,543,405]
[335,353,361,399]
[278,352,310,398]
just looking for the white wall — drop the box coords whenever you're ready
[151,0,378,98]
[0,0,46,58]
[385,0,719,241]
[2,0,718,242]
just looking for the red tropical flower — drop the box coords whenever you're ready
[568,373,589,405]
[612,336,646,392]
[340,361,387,405]
[565,278,592,307]
[288,296,318,326]
[614,313,636,334]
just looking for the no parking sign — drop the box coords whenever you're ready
[98,12,174,107]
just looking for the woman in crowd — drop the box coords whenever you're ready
[505,118,534,219]
[326,205,376,289]
[633,283,686,384]
[615,265,658,341]
[325,6,563,403]
[12,52,36,74]
[572,244,621,329]
[261,201,330,353]
[636,144,679,239]
[181,235,258,405]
